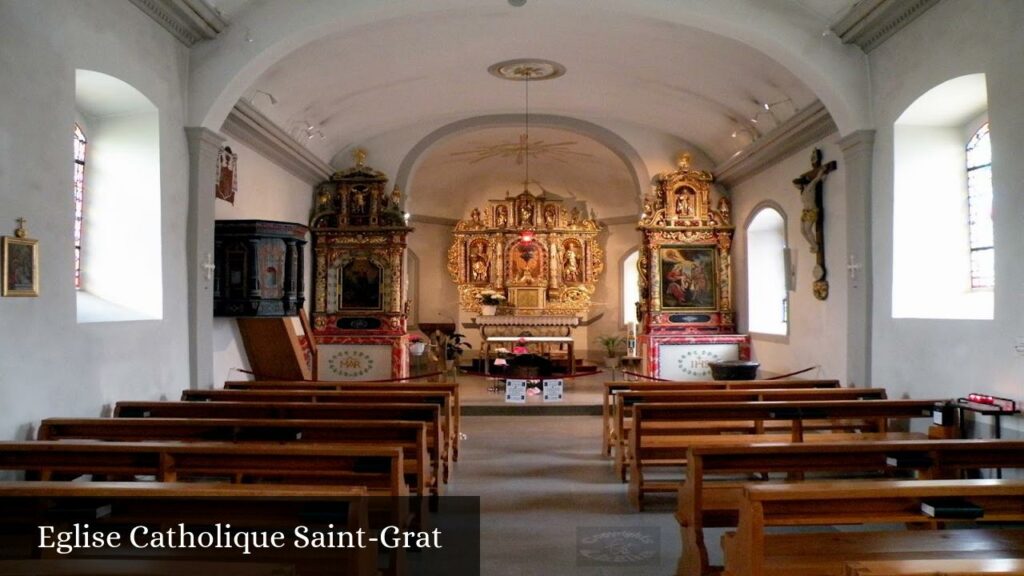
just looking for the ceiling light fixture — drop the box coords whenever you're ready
[487,58,566,198]
[251,89,277,106]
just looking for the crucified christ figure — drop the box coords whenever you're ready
[793,148,837,299]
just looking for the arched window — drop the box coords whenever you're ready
[746,206,788,336]
[966,122,993,290]
[622,249,640,326]
[73,124,87,289]
[75,69,162,322]
[892,73,992,319]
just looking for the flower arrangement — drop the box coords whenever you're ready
[476,289,507,306]
[408,335,424,343]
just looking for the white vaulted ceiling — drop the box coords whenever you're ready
[191,0,868,212]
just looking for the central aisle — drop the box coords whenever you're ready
[446,415,686,576]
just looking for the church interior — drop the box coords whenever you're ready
[1,1,1024,574]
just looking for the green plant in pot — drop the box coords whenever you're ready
[596,335,625,369]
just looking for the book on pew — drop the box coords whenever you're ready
[920,498,984,519]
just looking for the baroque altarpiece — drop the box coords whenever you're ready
[637,154,749,379]
[309,152,413,380]
[447,190,604,316]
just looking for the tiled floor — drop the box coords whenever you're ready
[446,415,689,576]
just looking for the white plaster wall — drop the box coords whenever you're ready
[731,136,848,381]
[408,222,460,331]
[869,0,1024,435]
[211,136,314,385]
[0,2,190,439]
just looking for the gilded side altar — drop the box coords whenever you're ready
[637,154,749,379]
[309,151,412,380]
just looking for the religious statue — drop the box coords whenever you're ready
[792,148,837,300]
[470,208,482,226]
[518,197,534,226]
[562,245,581,283]
[543,205,557,228]
[569,206,581,226]
[495,205,508,228]
[717,196,731,223]
[390,185,403,209]
[675,189,694,217]
[469,241,489,283]
[352,186,369,215]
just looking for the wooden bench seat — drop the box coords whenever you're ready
[182,388,457,468]
[602,379,842,455]
[678,439,1024,576]
[611,387,889,479]
[721,479,1024,576]
[38,417,435,495]
[0,481,374,576]
[223,380,463,460]
[113,401,448,484]
[0,440,407,496]
[844,558,1024,575]
[629,399,954,509]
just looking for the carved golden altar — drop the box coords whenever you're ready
[447,190,604,315]
[309,151,412,380]
[637,154,749,378]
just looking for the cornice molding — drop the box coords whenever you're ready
[409,215,458,227]
[601,215,640,227]
[129,0,227,47]
[831,0,941,53]
[714,100,837,188]
[222,100,333,185]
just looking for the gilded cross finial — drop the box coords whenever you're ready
[14,217,26,238]
[676,152,691,170]
[353,148,367,167]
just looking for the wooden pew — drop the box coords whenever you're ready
[612,387,889,480]
[222,379,463,461]
[182,388,457,470]
[0,440,407,496]
[678,439,1024,576]
[629,399,953,509]
[722,479,1024,576]
[39,417,434,495]
[113,401,447,485]
[0,481,374,576]
[0,560,301,575]
[602,379,842,455]
[844,558,1024,576]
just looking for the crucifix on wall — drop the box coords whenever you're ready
[793,148,837,300]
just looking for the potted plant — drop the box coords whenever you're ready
[476,290,506,316]
[408,334,426,356]
[442,332,472,380]
[596,335,625,369]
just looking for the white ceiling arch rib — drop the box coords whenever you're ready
[391,114,657,220]
[190,0,871,163]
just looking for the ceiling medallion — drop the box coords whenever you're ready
[488,59,566,82]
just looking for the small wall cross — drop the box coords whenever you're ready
[847,254,862,280]
[202,253,216,281]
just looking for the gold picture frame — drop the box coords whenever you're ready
[2,236,39,297]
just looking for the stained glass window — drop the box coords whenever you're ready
[74,124,86,289]
[966,123,993,290]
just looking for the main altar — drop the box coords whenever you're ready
[447,189,604,315]
[637,154,750,379]
[309,151,413,380]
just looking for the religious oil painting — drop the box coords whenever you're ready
[340,257,382,310]
[2,236,39,297]
[659,246,717,310]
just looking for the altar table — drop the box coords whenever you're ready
[483,336,575,375]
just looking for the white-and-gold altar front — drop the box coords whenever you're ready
[447,190,604,315]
